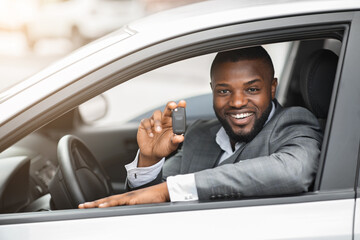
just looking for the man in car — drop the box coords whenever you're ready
[79,46,323,208]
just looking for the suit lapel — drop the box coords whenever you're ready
[186,123,222,173]
[218,101,283,165]
[217,142,247,166]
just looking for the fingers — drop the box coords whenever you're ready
[163,100,186,119]
[140,100,186,137]
[177,100,186,108]
[141,118,154,137]
[78,197,108,209]
[78,195,130,209]
[152,110,162,133]
[171,134,185,144]
[79,184,170,209]
[97,199,120,208]
[140,109,162,137]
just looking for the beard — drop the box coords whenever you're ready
[214,101,272,143]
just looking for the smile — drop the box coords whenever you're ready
[230,113,254,119]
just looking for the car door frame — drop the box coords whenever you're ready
[350,14,360,238]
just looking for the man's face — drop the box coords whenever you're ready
[211,59,277,143]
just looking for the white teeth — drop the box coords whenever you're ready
[230,113,253,119]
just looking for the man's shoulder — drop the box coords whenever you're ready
[268,105,323,141]
[273,104,319,123]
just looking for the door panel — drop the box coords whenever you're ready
[0,199,354,240]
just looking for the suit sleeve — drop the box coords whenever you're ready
[125,120,203,190]
[194,107,323,200]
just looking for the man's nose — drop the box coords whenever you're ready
[229,91,247,108]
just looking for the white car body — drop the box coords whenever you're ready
[24,0,145,46]
[0,0,360,239]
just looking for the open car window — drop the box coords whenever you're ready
[79,42,292,125]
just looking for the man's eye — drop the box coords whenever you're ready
[218,89,230,94]
[248,88,259,93]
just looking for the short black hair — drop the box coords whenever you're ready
[210,46,275,79]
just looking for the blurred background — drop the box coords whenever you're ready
[0,0,291,125]
[0,0,205,93]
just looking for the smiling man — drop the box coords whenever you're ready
[79,46,323,208]
[211,51,277,147]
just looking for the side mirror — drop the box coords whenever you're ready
[78,95,108,124]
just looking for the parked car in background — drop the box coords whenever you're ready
[1,0,360,239]
[0,0,36,32]
[23,0,145,48]
[139,0,205,13]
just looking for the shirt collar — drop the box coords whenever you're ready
[216,101,275,153]
[265,101,275,126]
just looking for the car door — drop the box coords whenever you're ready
[349,14,360,238]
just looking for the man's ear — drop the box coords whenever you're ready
[210,81,213,90]
[271,78,278,99]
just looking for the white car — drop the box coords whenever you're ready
[24,0,145,48]
[1,0,360,239]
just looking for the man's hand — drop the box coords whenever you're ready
[78,182,170,208]
[137,100,186,167]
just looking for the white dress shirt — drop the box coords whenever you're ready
[125,102,275,202]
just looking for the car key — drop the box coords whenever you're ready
[172,107,186,135]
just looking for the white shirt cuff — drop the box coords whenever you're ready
[125,150,165,188]
[167,174,199,202]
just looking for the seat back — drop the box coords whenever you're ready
[299,49,338,129]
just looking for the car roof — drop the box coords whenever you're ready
[129,0,360,33]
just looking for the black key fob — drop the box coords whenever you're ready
[172,107,186,135]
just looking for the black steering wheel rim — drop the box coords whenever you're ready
[54,135,113,209]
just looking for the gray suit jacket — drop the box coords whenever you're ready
[139,102,323,201]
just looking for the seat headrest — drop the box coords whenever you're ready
[300,49,338,119]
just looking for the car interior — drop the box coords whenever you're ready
[0,35,342,214]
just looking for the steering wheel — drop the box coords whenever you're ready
[49,135,113,209]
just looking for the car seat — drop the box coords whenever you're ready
[299,49,339,130]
